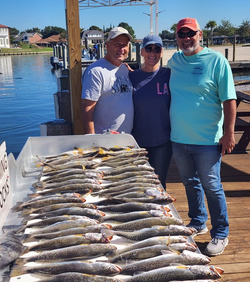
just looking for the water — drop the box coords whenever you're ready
[0,54,58,158]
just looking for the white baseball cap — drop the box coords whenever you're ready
[107,27,133,41]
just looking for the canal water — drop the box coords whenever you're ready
[0,53,58,158]
[0,53,249,158]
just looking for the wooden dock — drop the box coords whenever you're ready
[166,100,250,282]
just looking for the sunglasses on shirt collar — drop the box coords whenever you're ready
[177,30,199,38]
[144,46,162,54]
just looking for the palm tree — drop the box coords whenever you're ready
[205,21,217,45]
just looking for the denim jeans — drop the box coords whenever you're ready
[145,140,172,189]
[172,142,229,239]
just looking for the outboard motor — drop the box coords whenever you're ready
[50,56,60,70]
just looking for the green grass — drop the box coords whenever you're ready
[0,46,53,53]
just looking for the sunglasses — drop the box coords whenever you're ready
[177,30,199,39]
[144,46,162,54]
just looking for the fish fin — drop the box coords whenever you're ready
[27,192,40,198]
[20,207,35,217]
[12,257,27,268]
[161,250,177,255]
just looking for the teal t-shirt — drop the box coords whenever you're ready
[167,47,236,145]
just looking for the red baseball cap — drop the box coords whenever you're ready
[176,18,200,33]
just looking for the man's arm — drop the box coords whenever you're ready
[219,99,237,156]
[81,99,97,134]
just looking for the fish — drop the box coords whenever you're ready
[11,193,86,212]
[0,232,27,271]
[25,217,99,234]
[102,164,154,176]
[112,217,183,231]
[38,272,125,282]
[22,207,105,222]
[102,171,153,181]
[95,158,148,168]
[104,175,161,187]
[23,224,112,241]
[120,250,211,275]
[108,244,182,263]
[96,183,159,196]
[37,156,96,171]
[103,210,169,223]
[11,260,121,277]
[33,177,100,190]
[123,265,223,282]
[97,202,168,213]
[25,233,110,252]
[94,186,161,198]
[101,225,193,241]
[15,243,117,264]
[42,169,101,181]
[20,202,97,217]
[28,185,96,197]
[18,215,97,232]
[112,236,188,256]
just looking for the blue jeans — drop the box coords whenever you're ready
[145,140,172,189]
[172,142,229,239]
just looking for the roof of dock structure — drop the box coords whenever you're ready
[78,0,155,8]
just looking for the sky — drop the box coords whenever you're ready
[0,0,249,39]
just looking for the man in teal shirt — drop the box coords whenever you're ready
[167,17,237,256]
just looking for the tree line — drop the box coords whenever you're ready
[160,19,250,44]
[8,19,250,45]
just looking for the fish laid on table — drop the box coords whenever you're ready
[102,164,154,176]
[101,170,154,181]
[23,224,112,242]
[25,233,110,252]
[95,157,149,168]
[103,210,170,223]
[111,236,188,256]
[11,260,121,277]
[33,177,100,190]
[123,265,223,282]
[102,225,193,241]
[29,184,98,197]
[23,217,99,234]
[112,217,183,231]
[0,232,26,271]
[41,168,102,181]
[96,183,159,196]
[38,272,125,282]
[18,215,98,232]
[108,244,196,263]
[11,192,86,212]
[120,250,211,275]
[22,207,105,222]
[97,202,168,213]
[20,202,97,217]
[15,243,117,264]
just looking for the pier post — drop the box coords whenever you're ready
[135,42,141,68]
[233,36,236,62]
[225,49,228,60]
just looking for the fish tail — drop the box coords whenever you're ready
[20,208,33,217]
[10,264,27,277]
[27,192,40,198]
[11,202,23,212]
[15,225,26,234]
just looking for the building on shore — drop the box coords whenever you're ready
[0,24,10,48]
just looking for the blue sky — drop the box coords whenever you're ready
[0,0,249,39]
